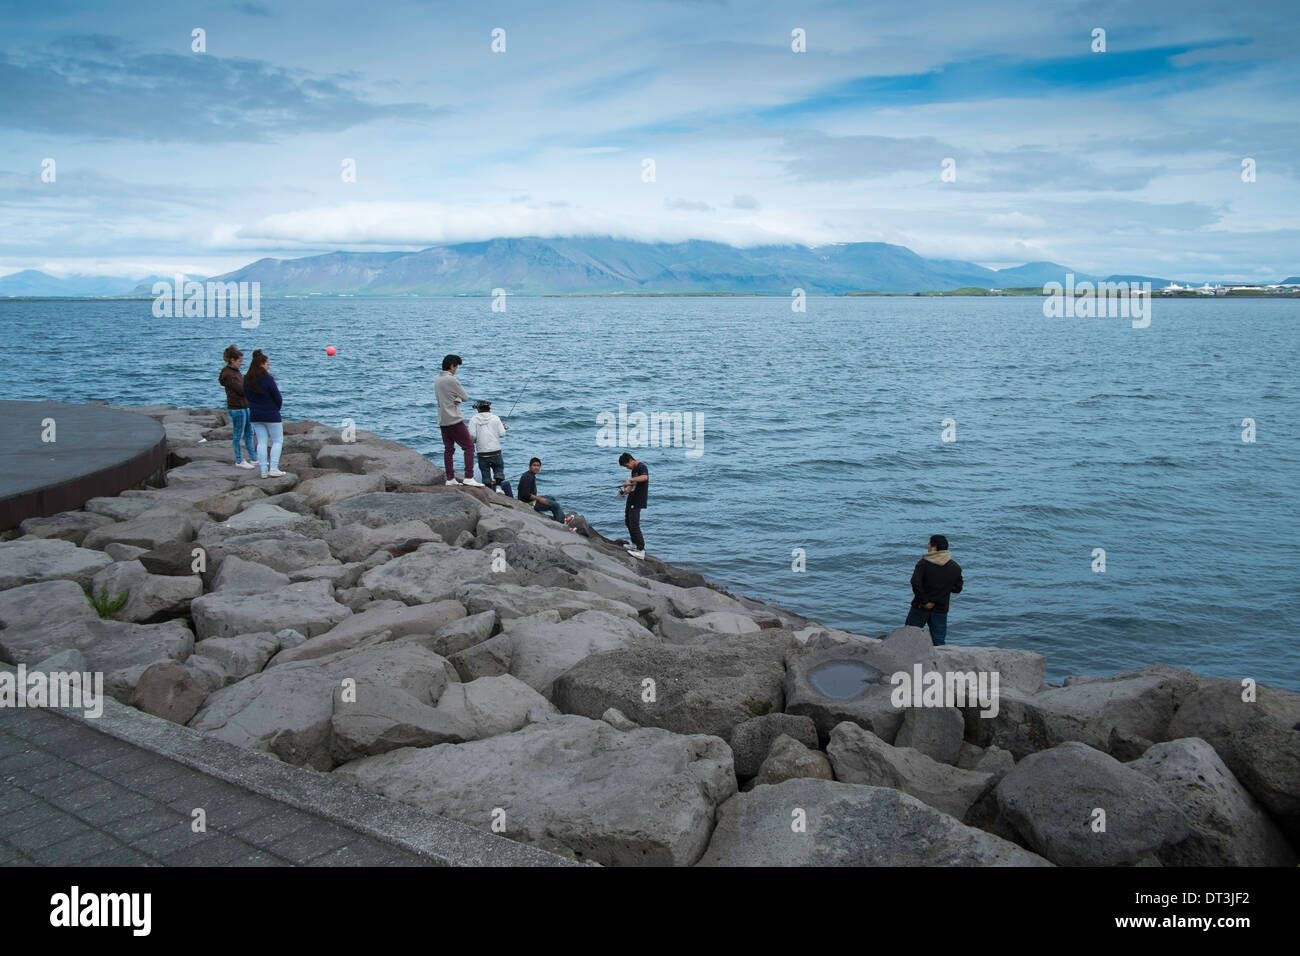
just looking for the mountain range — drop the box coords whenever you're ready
[5,236,1287,297]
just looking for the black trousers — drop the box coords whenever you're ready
[625,503,645,550]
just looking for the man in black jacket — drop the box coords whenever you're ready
[905,534,963,645]
[516,457,574,527]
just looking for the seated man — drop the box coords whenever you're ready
[516,457,574,527]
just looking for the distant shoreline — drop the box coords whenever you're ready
[4,290,1299,302]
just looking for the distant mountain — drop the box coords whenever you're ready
[992,261,1097,287]
[0,241,1211,297]
[210,236,1020,295]
[1279,276,1300,285]
[128,274,208,295]
[0,270,144,297]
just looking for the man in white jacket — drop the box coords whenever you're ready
[469,400,510,495]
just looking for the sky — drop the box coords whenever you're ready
[1,0,1297,282]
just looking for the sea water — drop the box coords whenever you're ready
[5,295,1297,689]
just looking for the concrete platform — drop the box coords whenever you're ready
[0,400,166,531]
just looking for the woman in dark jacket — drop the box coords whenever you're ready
[219,345,257,468]
[243,349,284,477]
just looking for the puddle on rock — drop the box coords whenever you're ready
[808,660,886,699]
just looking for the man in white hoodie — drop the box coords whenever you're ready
[469,400,510,495]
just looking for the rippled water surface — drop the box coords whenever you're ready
[6,295,1298,689]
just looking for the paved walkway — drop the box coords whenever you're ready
[0,706,431,866]
[0,695,571,867]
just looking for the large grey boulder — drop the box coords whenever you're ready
[322,491,478,544]
[84,496,159,522]
[269,600,466,665]
[334,715,736,866]
[496,610,660,698]
[131,662,210,725]
[968,664,1205,760]
[729,713,820,779]
[197,503,328,545]
[753,735,833,787]
[828,722,995,820]
[314,440,444,488]
[994,741,1190,866]
[104,543,149,562]
[121,482,235,507]
[288,562,363,587]
[211,555,292,594]
[0,617,193,702]
[1166,679,1300,840]
[190,632,281,685]
[895,706,965,765]
[1129,737,1297,866]
[433,674,558,739]
[0,579,97,632]
[190,641,454,769]
[195,485,266,521]
[659,610,758,642]
[455,583,640,622]
[18,510,116,546]
[249,491,316,516]
[0,538,112,591]
[360,542,502,605]
[138,539,205,576]
[190,579,351,640]
[784,627,938,745]
[934,644,1048,696]
[89,560,202,624]
[329,673,556,762]
[207,530,336,574]
[666,586,750,618]
[295,472,386,509]
[696,779,1051,867]
[82,510,204,552]
[325,520,440,563]
[553,629,787,739]
[428,610,497,657]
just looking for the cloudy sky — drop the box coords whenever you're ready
[2,0,1297,281]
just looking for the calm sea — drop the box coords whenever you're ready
[6,295,1298,690]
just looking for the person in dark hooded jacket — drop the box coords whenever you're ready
[905,534,963,645]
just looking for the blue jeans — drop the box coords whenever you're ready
[532,497,565,522]
[477,452,505,487]
[252,421,283,474]
[229,408,256,463]
[905,607,948,645]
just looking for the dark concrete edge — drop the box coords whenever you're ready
[0,404,168,531]
[33,693,577,868]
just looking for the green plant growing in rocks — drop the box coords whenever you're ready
[88,587,129,620]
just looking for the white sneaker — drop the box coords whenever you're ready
[623,542,638,551]
[461,477,484,487]
[267,469,285,477]
[235,461,255,469]
[627,549,646,560]
[445,477,460,486]
[492,486,505,495]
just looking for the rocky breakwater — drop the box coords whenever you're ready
[1,403,1297,867]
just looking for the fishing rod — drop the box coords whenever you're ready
[502,369,537,424]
